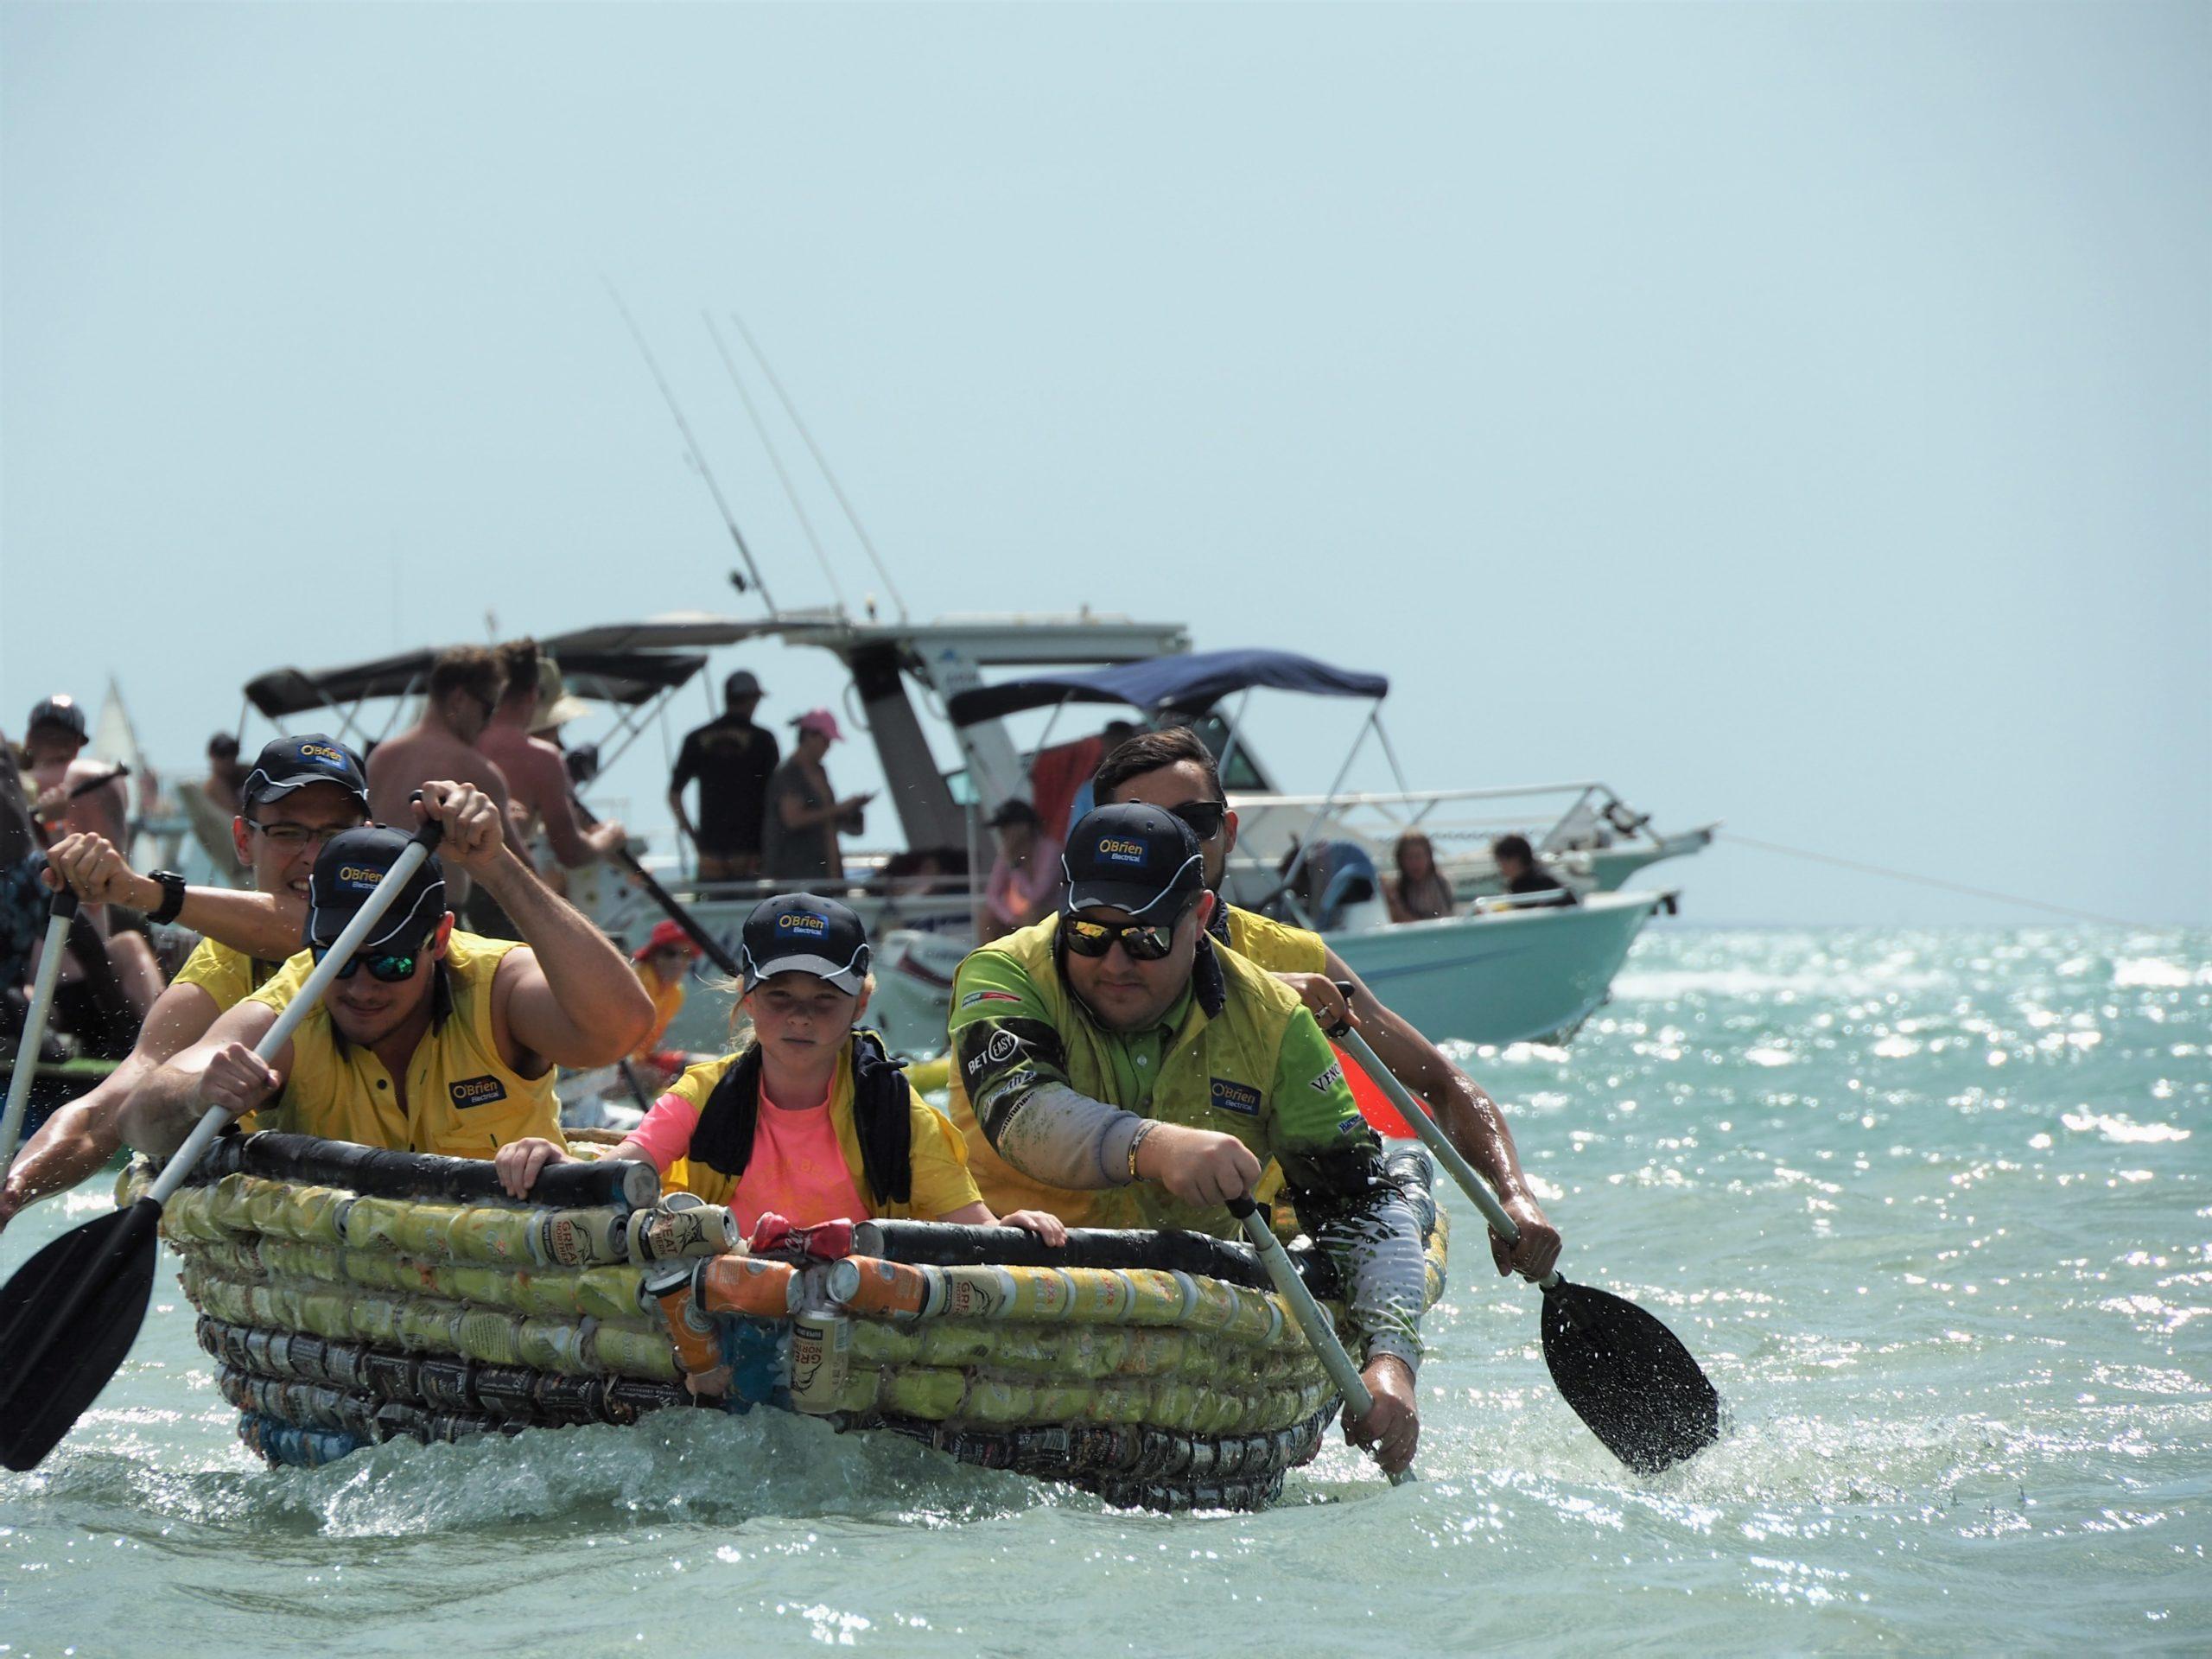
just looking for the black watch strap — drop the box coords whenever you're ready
[149,869,188,925]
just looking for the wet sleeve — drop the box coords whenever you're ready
[948,949,1147,1190]
[1268,1010,1427,1370]
[906,1096,984,1219]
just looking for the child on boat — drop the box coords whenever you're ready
[493,893,1066,1244]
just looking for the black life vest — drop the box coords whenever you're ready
[688,1030,914,1206]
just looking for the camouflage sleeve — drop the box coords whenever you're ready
[948,949,1147,1189]
[1268,1011,1427,1370]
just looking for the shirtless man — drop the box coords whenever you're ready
[19,695,161,1018]
[365,645,532,911]
[474,639,625,876]
[0,736,374,1230]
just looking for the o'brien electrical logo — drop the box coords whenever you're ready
[449,1075,508,1109]
[1098,836,1147,867]
[1209,1077,1262,1116]
[334,864,384,892]
[300,743,348,766]
[778,912,829,938]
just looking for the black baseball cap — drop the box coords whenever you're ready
[305,827,448,954]
[242,734,370,813]
[25,696,88,743]
[740,893,870,995]
[1061,804,1205,919]
[724,670,765,702]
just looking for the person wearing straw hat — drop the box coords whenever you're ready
[944,803,1427,1473]
[476,639,626,888]
[124,785,655,1160]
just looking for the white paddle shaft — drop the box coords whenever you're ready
[144,836,439,1207]
[0,894,81,1170]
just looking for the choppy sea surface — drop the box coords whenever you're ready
[3,926,2206,1656]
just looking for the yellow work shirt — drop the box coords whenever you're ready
[246,931,562,1159]
[172,938,283,1013]
[1223,905,1328,976]
[659,1035,981,1220]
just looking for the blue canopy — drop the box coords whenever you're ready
[946,648,1389,728]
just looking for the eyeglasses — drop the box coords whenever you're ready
[1063,914,1184,962]
[309,944,423,982]
[247,820,359,850]
[1169,800,1228,841]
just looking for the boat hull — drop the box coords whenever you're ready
[1325,889,1667,1046]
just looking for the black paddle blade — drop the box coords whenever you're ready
[0,1198,162,1471]
[1540,1275,1721,1475]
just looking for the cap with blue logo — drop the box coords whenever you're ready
[305,827,448,953]
[242,734,371,813]
[740,893,871,995]
[1060,803,1205,919]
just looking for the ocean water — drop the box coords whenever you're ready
[2,926,2206,1656]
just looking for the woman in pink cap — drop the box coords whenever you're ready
[760,708,873,885]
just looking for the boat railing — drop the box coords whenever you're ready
[1226,779,1660,861]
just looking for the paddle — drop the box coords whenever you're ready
[1226,1193,1413,1487]
[31,764,133,826]
[573,798,742,979]
[0,889,81,1169]
[1331,1016,1721,1475]
[0,817,443,1471]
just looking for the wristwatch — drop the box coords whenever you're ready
[147,869,188,925]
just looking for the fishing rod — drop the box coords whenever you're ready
[603,281,779,615]
[725,305,910,623]
[703,311,851,618]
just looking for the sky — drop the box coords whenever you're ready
[3,3,2205,926]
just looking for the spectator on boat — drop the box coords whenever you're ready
[366,645,536,925]
[981,798,1061,939]
[20,695,162,1019]
[1089,726,1561,1283]
[944,804,1427,1473]
[0,737,374,1232]
[184,734,254,874]
[669,670,780,884]
[760,709,872,887]
[475,639,626,880]
[1385,832,1457,923]
[493,893,1066,1325]
[203,734,251,812]
[625,918,701,1086]
[1491,833,1579,907]
[125,785,655,1161]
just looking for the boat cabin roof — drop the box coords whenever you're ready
[947,647,1389,726]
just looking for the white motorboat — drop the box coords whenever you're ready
[236,615,1707,1057]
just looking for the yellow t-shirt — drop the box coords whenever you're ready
[1224,905,1328,976]
[631,960,686,1058]
[171,938,283,1013]
[246,931,562,1159]
[658,1036,981,1221]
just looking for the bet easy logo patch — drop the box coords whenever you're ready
[449,1075,509,1109]
[1209,1077,1262,1116]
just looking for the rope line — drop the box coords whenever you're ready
[1720,832,2146,928]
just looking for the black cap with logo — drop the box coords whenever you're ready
[305,827,448,953]
[739,893,870,995]
[25,696,88,744]
[1060,803,1205,919]
[241,734,371,813]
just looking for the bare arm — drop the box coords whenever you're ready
[1307,945,1562,1281]
[472,847,656,1070]
[0,982,227,1227]
[121,997,289,1158]
[42,833,302,960]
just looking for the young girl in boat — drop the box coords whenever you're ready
[493,893,1065,1245]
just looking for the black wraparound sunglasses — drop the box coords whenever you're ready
[1168,800,1227,841]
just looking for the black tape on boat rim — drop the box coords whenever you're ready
[849,1220,1343,1297]
[198,1131,658,1213]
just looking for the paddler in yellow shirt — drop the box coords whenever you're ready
[125,783,655,1160]
[1090,727,1563,1283]
[0,734,372,1230]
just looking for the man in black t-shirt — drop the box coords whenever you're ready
[668,671,780,882]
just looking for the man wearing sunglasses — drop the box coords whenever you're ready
[945,803,1428,1474]
[126,784,655,1160]
[1093,727,1562,1285]
[2,735,373,1230]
